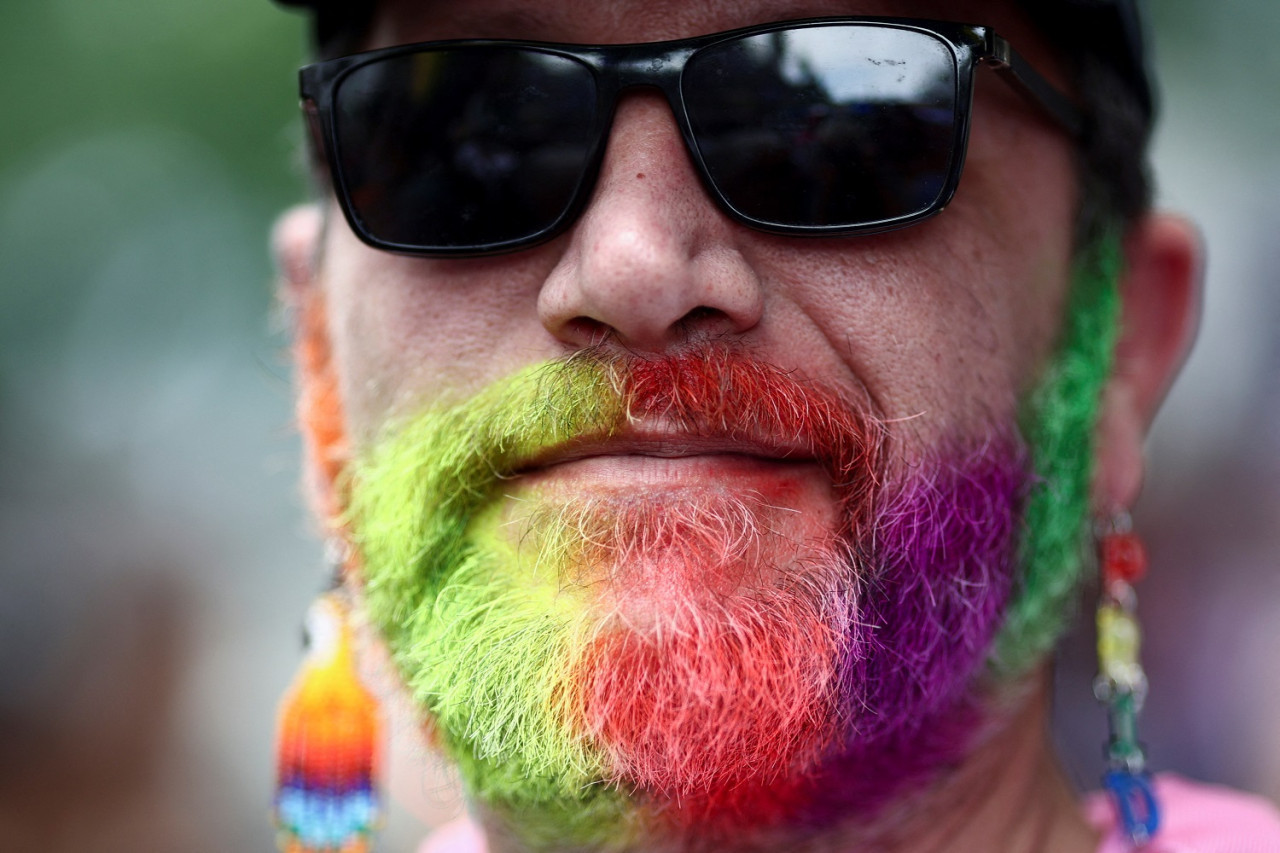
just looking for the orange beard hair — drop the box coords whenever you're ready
[291,288,349,526]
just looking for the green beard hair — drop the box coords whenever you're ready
[347,357,638,845]
[992,230,1122,676]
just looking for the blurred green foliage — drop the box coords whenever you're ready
[0,0,306,369]
[0,0,304,202]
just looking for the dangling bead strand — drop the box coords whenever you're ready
[1094,512,1159,846]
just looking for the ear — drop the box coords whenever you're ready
[273,203,351,524]
[273,203,325,301]
[1093,214,1204,511]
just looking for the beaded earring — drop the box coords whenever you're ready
[274,589,382,853]
[1094,512,1159,846]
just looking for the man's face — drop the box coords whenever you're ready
[289,0,1096,844]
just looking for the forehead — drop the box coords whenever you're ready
[369,0,1041,48]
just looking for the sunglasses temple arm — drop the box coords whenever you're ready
[985,37,1085,139]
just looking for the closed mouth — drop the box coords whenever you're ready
[512,424,816,476]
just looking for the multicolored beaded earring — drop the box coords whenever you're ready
[273,582,383,853]
[1094,511,1160,846]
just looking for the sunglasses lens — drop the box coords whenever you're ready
[684,25,959,230]
[333,48,598,251]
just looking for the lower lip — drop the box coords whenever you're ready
[516,453,831,501]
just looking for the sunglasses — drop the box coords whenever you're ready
[299,17,1081,257]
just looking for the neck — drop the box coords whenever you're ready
[474,671,1099,853]
[861,678,1099,853]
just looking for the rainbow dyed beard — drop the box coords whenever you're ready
[347,241,1120,850]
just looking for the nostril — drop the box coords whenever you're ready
[563,316,615,347]
[675,305,730,337]
[681,306,721,324]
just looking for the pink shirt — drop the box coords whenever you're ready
[422,775,1280,853]
[1084,775,1280,852]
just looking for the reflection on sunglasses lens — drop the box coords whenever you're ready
[684,26,957,228]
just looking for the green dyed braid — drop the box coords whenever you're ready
[992,231,1123,676]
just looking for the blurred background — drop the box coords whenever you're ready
[0,1,1276,850]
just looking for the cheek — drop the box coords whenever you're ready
[956,108,1079,368]
[751,153,1075,439]
[320,219,556,442]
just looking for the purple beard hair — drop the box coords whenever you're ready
[659,436,1028,840]
[822,437,1027,815]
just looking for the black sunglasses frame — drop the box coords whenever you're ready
[299,16,1083,257]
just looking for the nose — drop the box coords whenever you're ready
[537,93,764,353]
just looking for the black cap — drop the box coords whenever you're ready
[275,0,374,59]
[1021,0,1155,128]
[275,0,1154,125]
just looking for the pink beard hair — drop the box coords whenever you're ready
[531,489,859,807]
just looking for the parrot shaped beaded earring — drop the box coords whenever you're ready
[273,580,382,853]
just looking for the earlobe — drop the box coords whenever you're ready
[273,203,326,298]
[1093,214,1204,510]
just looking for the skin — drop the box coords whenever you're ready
[274,0,1203,849]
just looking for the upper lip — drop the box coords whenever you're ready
[512,423,815,475]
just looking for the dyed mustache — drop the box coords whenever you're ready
[510,349,884,517]
[354,346,884,512]
[613,350,882,513]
